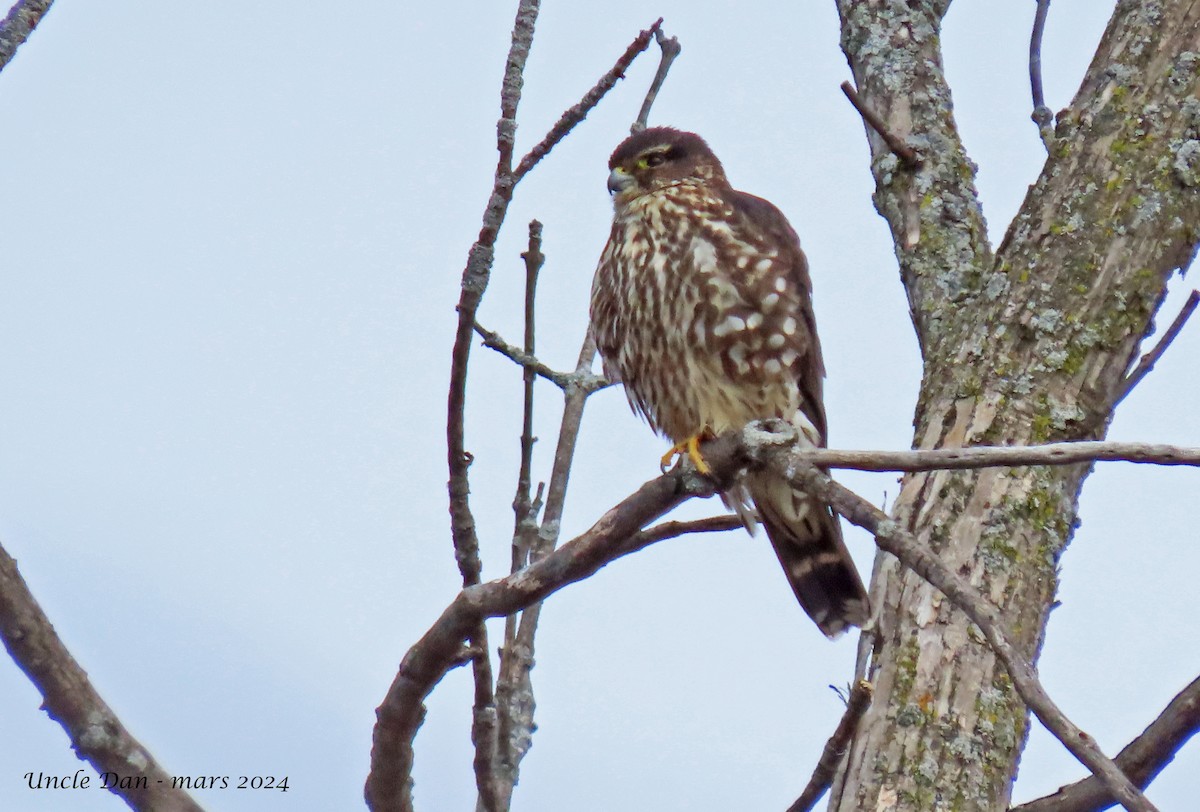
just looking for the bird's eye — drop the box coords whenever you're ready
[643,152,667,168]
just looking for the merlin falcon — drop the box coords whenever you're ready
[589,127,869,637]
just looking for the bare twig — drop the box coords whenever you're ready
[1115,289,1200,407]
[1030,0,1055,149]
[0,0,54,73]
[632,27,682,133]
[839,81,921,169]
[1012,674,1200,812]
[494,221,545,811]
[474,321,611,393]
[770,439,1200,473]
[512,219,544,567]
[512,18,663,181]
[788,681,874,812]
[0,541,205,812]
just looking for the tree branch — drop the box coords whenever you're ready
[441,3,541,808]
[0,0,54,73]
[512,18,662,181]
[1114,289,1200,407]
[474,321,611,393]
[493,221,546,811]
[1029,0,1055,149]
[1012,674,1200,812]
[775,439,1200,473]
[632,26,681,133]
[839,80,921,169]
[787,680,874,812]
[0,541,205,812]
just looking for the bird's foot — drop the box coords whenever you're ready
[660,431,714,475]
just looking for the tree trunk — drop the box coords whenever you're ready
[833,1,1200,809]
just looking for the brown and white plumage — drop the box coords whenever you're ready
[589,127,869,637]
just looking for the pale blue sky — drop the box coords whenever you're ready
[0,2,1196,810]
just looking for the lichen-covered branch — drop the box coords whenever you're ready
[835,1,1200,808]
[0,541,205,812]
[781,439,1200,472]
[837,0,993,361]
[1011,674,1200,812]
[0,0,54,73]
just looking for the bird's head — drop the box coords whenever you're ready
[606,127,726,205]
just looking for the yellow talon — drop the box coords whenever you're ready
[660,433,712,475]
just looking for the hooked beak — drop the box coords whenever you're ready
[607,167,634,195]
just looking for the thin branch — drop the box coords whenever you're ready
[474,321,611,393]
[494,221,545,811]
[769,439,1200,473]
[1012,674,1200,812]
[513,219,544,566]
[632,27,682,133]
[1114,289,1200,407]
[0,541,205,812]
[0,0,54,73]
[1030,0,1055,149]
[787,680,874,812]
[512,18,663,181]
[440,3,541,808]
[468,628,500,812]
[491,333,599,808]
[839,81,921,169]
[743,436,1157,812]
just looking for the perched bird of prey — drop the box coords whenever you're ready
[589,127,869,637]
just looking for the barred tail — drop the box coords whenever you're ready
[747,472,869,637]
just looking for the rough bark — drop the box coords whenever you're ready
[833,2,1200,810]
[0,543,205,812]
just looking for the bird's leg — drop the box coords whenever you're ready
[660,430,715,475]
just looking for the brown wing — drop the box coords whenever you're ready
[723,188,870,637]
[724,189,828,440]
